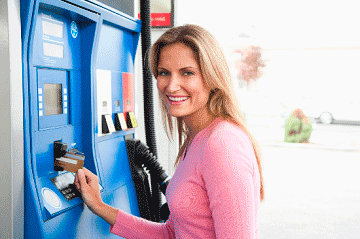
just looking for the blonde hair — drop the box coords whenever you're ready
[149,24,264,201]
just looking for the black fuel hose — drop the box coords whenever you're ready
[126,139,170,194]
[140,0,162,222]
[126,139,171,221]
[140,0,157,156]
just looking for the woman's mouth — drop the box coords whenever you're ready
[167,96,190,105]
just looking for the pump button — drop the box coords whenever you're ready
[115,113,127,131]
[126,111,138,128]
[42,188,61,208]
[102,114,116,134]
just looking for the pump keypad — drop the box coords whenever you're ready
[59,184,81,201]
[51,172,81,201]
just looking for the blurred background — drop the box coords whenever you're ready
[173,0,360,238]
[177,0,360,129]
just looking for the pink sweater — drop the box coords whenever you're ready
[110,118,260,238]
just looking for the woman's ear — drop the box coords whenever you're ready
[207,88,223,116]
[210,88,219,94]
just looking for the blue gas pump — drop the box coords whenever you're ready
[21,0,143,238]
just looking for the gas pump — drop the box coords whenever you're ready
[20,0,164,238]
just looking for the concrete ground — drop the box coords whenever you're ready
[247,118,360,238]
[258,146,360,239]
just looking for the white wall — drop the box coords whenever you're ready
[0,0,24,238]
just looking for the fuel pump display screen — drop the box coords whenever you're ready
[44,83,63,115]
[51,172,81,201]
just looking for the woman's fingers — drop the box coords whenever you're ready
[74,173,80,190]
[82,168,98,186]
[82,167,95,178]
[74,168,103,213]
[77,168,89,189]
[75,168,100,195]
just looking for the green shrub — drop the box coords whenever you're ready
[284,109,313,143]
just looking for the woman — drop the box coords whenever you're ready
[75,24,264,238]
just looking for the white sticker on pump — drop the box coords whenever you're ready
[42,19,64,38]
[43,42,64,58]
[96,69,113,136]
[42,188,61,208]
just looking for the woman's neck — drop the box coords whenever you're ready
[184,110,216,140]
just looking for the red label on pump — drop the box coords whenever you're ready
[138,13,172,27]
[123,73,134,112]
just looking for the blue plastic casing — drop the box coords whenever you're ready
[21,0,141,238]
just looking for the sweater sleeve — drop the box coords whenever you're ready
[110,209,175,239]
[201,129,258,238]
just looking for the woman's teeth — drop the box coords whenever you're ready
[168,96,189,102]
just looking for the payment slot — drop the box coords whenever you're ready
[54,140,85,173]
[21,0,142,238]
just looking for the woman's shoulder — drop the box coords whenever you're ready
[200,118,252,150]
[212,118,248,137]
[196,118,256,172]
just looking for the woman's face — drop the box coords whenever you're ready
[156,43,211,120]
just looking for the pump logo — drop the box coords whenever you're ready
[70,21,78,38]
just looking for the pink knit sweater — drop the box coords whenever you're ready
[110,118,260,238]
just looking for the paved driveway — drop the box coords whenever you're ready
[259,146,360,238]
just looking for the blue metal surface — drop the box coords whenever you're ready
[22,0,141,238]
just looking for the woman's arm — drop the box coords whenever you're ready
[74,168,175,239]
[202,129,260,238]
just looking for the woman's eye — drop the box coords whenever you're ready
[184,71,194,76]
[158,71,169,76]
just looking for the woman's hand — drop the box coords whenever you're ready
[74,168,103,213]
[74,167,119,226]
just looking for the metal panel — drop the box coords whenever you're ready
[22,0,141,238]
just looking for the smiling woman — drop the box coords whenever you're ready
[150,24,263,237]
[156,43,212,123]
[76,24,264,239]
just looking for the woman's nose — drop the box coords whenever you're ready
[166,75,181,92]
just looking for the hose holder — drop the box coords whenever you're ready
[125,139,170,195]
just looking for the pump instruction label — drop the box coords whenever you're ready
[42,17,64,38]
[96,69,113,136]
[41,15,65,66]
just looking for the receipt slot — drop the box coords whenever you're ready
[21,0,141,238]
